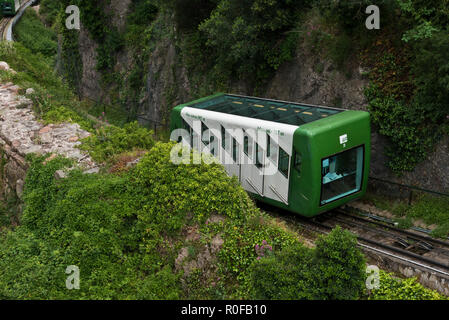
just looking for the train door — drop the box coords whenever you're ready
[263,133,290,205]
[220,124,240,180]
[241,129,265,196]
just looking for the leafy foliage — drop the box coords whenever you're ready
[369,270,447,300]
[198,0,308,82]
[13,9,57,60]
[311,226,366,299]
[0,142,300,299]
[79,122,155,163]
[397,0,449,42]
[249,243,314,299]
[365,85,440,172]
[249,227,366,300]
[0,42,97,131]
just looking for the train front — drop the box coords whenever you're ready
[291,110,371,217]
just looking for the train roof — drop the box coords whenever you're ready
[184,93,344,126]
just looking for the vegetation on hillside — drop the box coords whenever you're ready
[0,144,355,299]
[0,0,446,300]
[39,0,449,173]
[363,191,449,238]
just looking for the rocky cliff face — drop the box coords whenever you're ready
[68,3,449,193]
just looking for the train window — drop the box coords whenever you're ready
[244,136,249,156]
[320,146,364,206]
[268,138,278,165]
[255,143,263,169]
[278,147,289,178]
[267,135,271,158]
[294,151,302,173]
[201,122,209,146]
[232,138,238,162]
[221,125,226,149]
[210,135,216,156]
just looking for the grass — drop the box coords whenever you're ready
[7,7,135,130]
[362,191,449,238]
[13,8,57,63]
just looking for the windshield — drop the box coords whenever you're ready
[320,146,364,205]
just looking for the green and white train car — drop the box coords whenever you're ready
[0,0,20,16]
[170,93,371,217]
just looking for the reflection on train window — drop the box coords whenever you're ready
[278,147,289,178]
[320,146,364,205]
[210,135,216,156]
[267,135,271,158]
[221,125,226,149]
[269,138,278,164]
[294,151,302,173]
[244,136,249,156]
[232,138,238,162]
[243,133,253,159]
[255,143,263,169]
[201,122,209,145]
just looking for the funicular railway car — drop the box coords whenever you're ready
[170,93,371,217]
[0,0,20,16]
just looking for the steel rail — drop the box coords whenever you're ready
[307,216,449,273]
[287,215,449,277]
[335,208,449,247]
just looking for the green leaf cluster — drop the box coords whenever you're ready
[370,270,447,300]
[79,122,155,163]
[249,226,366,300]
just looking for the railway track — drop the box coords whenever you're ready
[0,17,12,41]
[259,202,449,280]
[317,209,449,274]
[0,0,35,42]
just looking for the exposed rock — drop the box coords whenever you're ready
[83,167,100,174]
[39,126,51,134]
[0,78,98,221]
[25,88,35,95]
[0,61,10,71]
[16,179,24,199]
[211,234,224,253]
[54,170,67,180]
[9,85,20,94]
[0,61,16,74]
[12,140,21,148]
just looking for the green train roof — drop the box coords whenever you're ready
[186,93,343,126]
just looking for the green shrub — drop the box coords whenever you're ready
[410,31,449,118]
[249,243,314,299]
[13,9,58,60]
[79,122,155,163]
[1,142,281,299]
[366,85,440,172]
[249,226,366,300]
[370,270,447,300]
[311,226,366,300]
[198,0,309,82]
